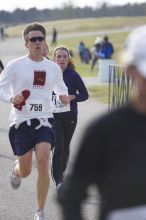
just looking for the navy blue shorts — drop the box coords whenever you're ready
[9,118,55,156]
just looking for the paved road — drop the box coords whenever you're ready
[0,38,108,220]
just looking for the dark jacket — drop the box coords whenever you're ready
[54,66,88,117]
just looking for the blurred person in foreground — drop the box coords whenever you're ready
[0,22,70,220]
[52,46,89,191]
[58,25,146,220]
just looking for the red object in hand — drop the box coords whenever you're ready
[14,90,30,111]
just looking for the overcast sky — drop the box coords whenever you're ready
[0,0,145,12]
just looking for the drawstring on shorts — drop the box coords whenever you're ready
[14,118,52,130]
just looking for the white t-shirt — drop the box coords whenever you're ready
[0,55,68,126]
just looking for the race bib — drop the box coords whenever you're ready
[52,95,70,113]
[26,99,48,113]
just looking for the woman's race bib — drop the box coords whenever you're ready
[52,95,70,113]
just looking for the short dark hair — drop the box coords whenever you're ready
[22,22,46,42]
[104,35,109,41]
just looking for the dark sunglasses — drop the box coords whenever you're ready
[29,36,44,42]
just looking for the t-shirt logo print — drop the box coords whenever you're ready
[33,70,46,88]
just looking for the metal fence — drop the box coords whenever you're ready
[108,64,135,110]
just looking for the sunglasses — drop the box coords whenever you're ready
[28,36,45,42]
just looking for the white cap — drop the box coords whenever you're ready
[95,36,102,44]
[121,25,146,78]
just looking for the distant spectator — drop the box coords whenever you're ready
[0,59,4,73]
[0,27,5,40]
[51,27,58,46]
[99,35,114,59]
[90,36,103,71]
[90,43,102,71]
[78,41,86,62]
[94,35,102,45]
[78,42,91,64]
[82,48,92,64]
